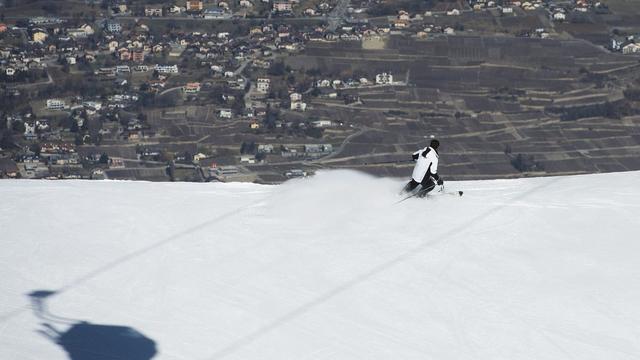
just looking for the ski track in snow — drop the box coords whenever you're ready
[1,170,640,359]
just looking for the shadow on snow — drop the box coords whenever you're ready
[28,290,157,360]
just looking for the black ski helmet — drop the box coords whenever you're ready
[430,139,440,149]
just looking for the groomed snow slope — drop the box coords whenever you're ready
[1,170,640,359]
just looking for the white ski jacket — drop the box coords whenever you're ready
[411,146,439,182]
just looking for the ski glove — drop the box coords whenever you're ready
[437,179,444,186]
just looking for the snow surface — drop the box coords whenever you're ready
[1,170,640,359]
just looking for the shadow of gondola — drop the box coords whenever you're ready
[28,290,157,360]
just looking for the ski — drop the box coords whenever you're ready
[395,191,420,204]
[396,187,463,204]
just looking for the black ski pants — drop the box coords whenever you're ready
[404,176,436,194]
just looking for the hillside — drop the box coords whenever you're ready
[1,171,640,359]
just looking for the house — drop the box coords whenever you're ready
[622,43,640,54]
[240,155,255,164]
[33,31,48,43]
[133,65,149,72]
[145,6,163,17]
[136,23,150,33]
[183,82,201,93]
[106,22,122,33]
[169,5,184,14]
[97,67,117,77]
[316,79,331,87]
[108,40,119,52]
[169,44,184,57]
[24,122,37,140]
[397,10,410,20]
[243,108,255,118]
[119,48,131,61]
[312,120,333,128]
[393,19,409,29]
[68,24,94,38]
[273,0,292,12]
[203,7,227,19]
[212,165,243,181]
[284,169,307,178]
[83,101,102,111]
[152,44,164,53]
[290,101,307,111]
[186,0,203,11]
[304,144,332,154]
[132,50,145,63]
[46,99,66,110]
[112,4,129,15]
[219,109,232,118]
[375,72,394,85]
[155,64,179,73]
[256,78,270,93]
[553,12,566,21]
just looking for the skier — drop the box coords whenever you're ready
[403,139,443,197]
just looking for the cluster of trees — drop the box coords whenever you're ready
[367,0,437,16]
[267,61,290,76]
[0,69,48,84]
[623,89,640,101]
[509,153,543,173]
[304,127,323,139]
[240,141,257,154]
[579,69,610,88]
[0,115,17,150]
[0,90,29,113]
[505,146,544,173]
[262,108,279,130]
[547,101,634,121]
[37,77,114,100]
[240,140,266,161]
